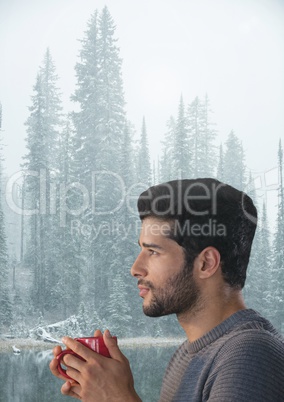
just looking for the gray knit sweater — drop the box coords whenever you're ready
[159,309,284,401]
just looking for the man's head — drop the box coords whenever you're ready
[131,217,201,317]
[137,178,257,290]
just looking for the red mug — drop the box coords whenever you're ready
[57,336,116,380]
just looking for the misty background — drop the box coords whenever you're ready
[0,0,283,342]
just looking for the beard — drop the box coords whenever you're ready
[139,261,201,318]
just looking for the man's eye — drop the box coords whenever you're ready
[149,249,158,255]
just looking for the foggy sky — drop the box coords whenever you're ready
[0,0,283,185]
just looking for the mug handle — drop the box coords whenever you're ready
[57,349,85,380]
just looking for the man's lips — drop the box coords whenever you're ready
[138,285,150,297]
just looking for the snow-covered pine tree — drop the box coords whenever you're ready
[222,130,246,190]
[201,94,217,176]
[186,96,200,178]
[72,6,127,208]
[216,144,224,181]
[258,202,273,318]
[105,260,132,337]
[243,173,263,312]
[55,116,83,317]
[270,139,284,331]
[159,116,176,182]
[71,10,99,183]
[136,116,152,186]
[23,49,62,315]
[96,6,126,173]
[172,95,190,179]
[187,94,217,178]
[120,122,135,191]
[71,7,130,315]
[0,139,12,330]
[116,121,143,333]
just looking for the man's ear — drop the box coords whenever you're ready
[196,247,221,279]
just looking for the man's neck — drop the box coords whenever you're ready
[177,290,246,342]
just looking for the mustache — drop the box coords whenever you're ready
[137,279,154,290]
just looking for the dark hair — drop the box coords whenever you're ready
[137,178,257,289]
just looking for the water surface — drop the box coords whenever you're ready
[0,343,179,402]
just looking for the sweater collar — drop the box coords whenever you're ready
[187,309,262,354]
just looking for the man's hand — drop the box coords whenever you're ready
[49,329,142,402]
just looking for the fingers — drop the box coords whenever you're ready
[49,354,71,382]
[62,337,95,361]
[49,357,58,375]
[53,345,63,357]
[50,345,62,372]
[103,329,125,362]
[61,381,82,399]
[94,329,103,337]
[62,353,85,382]
[50,344,81,382]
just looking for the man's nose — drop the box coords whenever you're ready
[130,252,147,278]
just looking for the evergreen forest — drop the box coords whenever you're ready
[0,6,283,339]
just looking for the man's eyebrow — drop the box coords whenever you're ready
[138,241,164,250]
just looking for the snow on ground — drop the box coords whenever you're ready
[118,337,186,348]
[0,338,55,353]
[0,337,185,353]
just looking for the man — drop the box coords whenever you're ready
[50,178,284,401]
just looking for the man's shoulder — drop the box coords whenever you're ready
[215,324,284,365]
[204,325,284,402]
